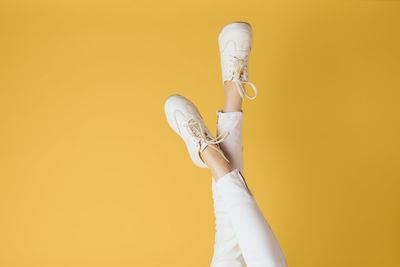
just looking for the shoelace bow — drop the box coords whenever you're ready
[174,110,230,162]
[231,56,258,101]
[185,119,230,162]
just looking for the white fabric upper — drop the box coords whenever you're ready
[218,22,257,100]
[164,94,228,168]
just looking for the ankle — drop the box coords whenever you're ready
[223,81,242,112]
[200,144,220,163]
[201,145,232,179]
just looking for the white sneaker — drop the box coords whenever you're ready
[164,94,229,168]
[218,22,258,101]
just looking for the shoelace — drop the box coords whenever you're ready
[174,109,230,162]
[232,56,258,101]
[184,119,230,162]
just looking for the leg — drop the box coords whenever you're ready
[210,21,261,266]
[219,81,244,173]
[205,80,286,266]
[202,149,288,267]
[208,82,246,267]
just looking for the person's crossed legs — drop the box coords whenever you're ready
[164,21,287,267]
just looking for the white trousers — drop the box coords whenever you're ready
[210,111,287,267]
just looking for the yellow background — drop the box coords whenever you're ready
[1,0,399,266]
